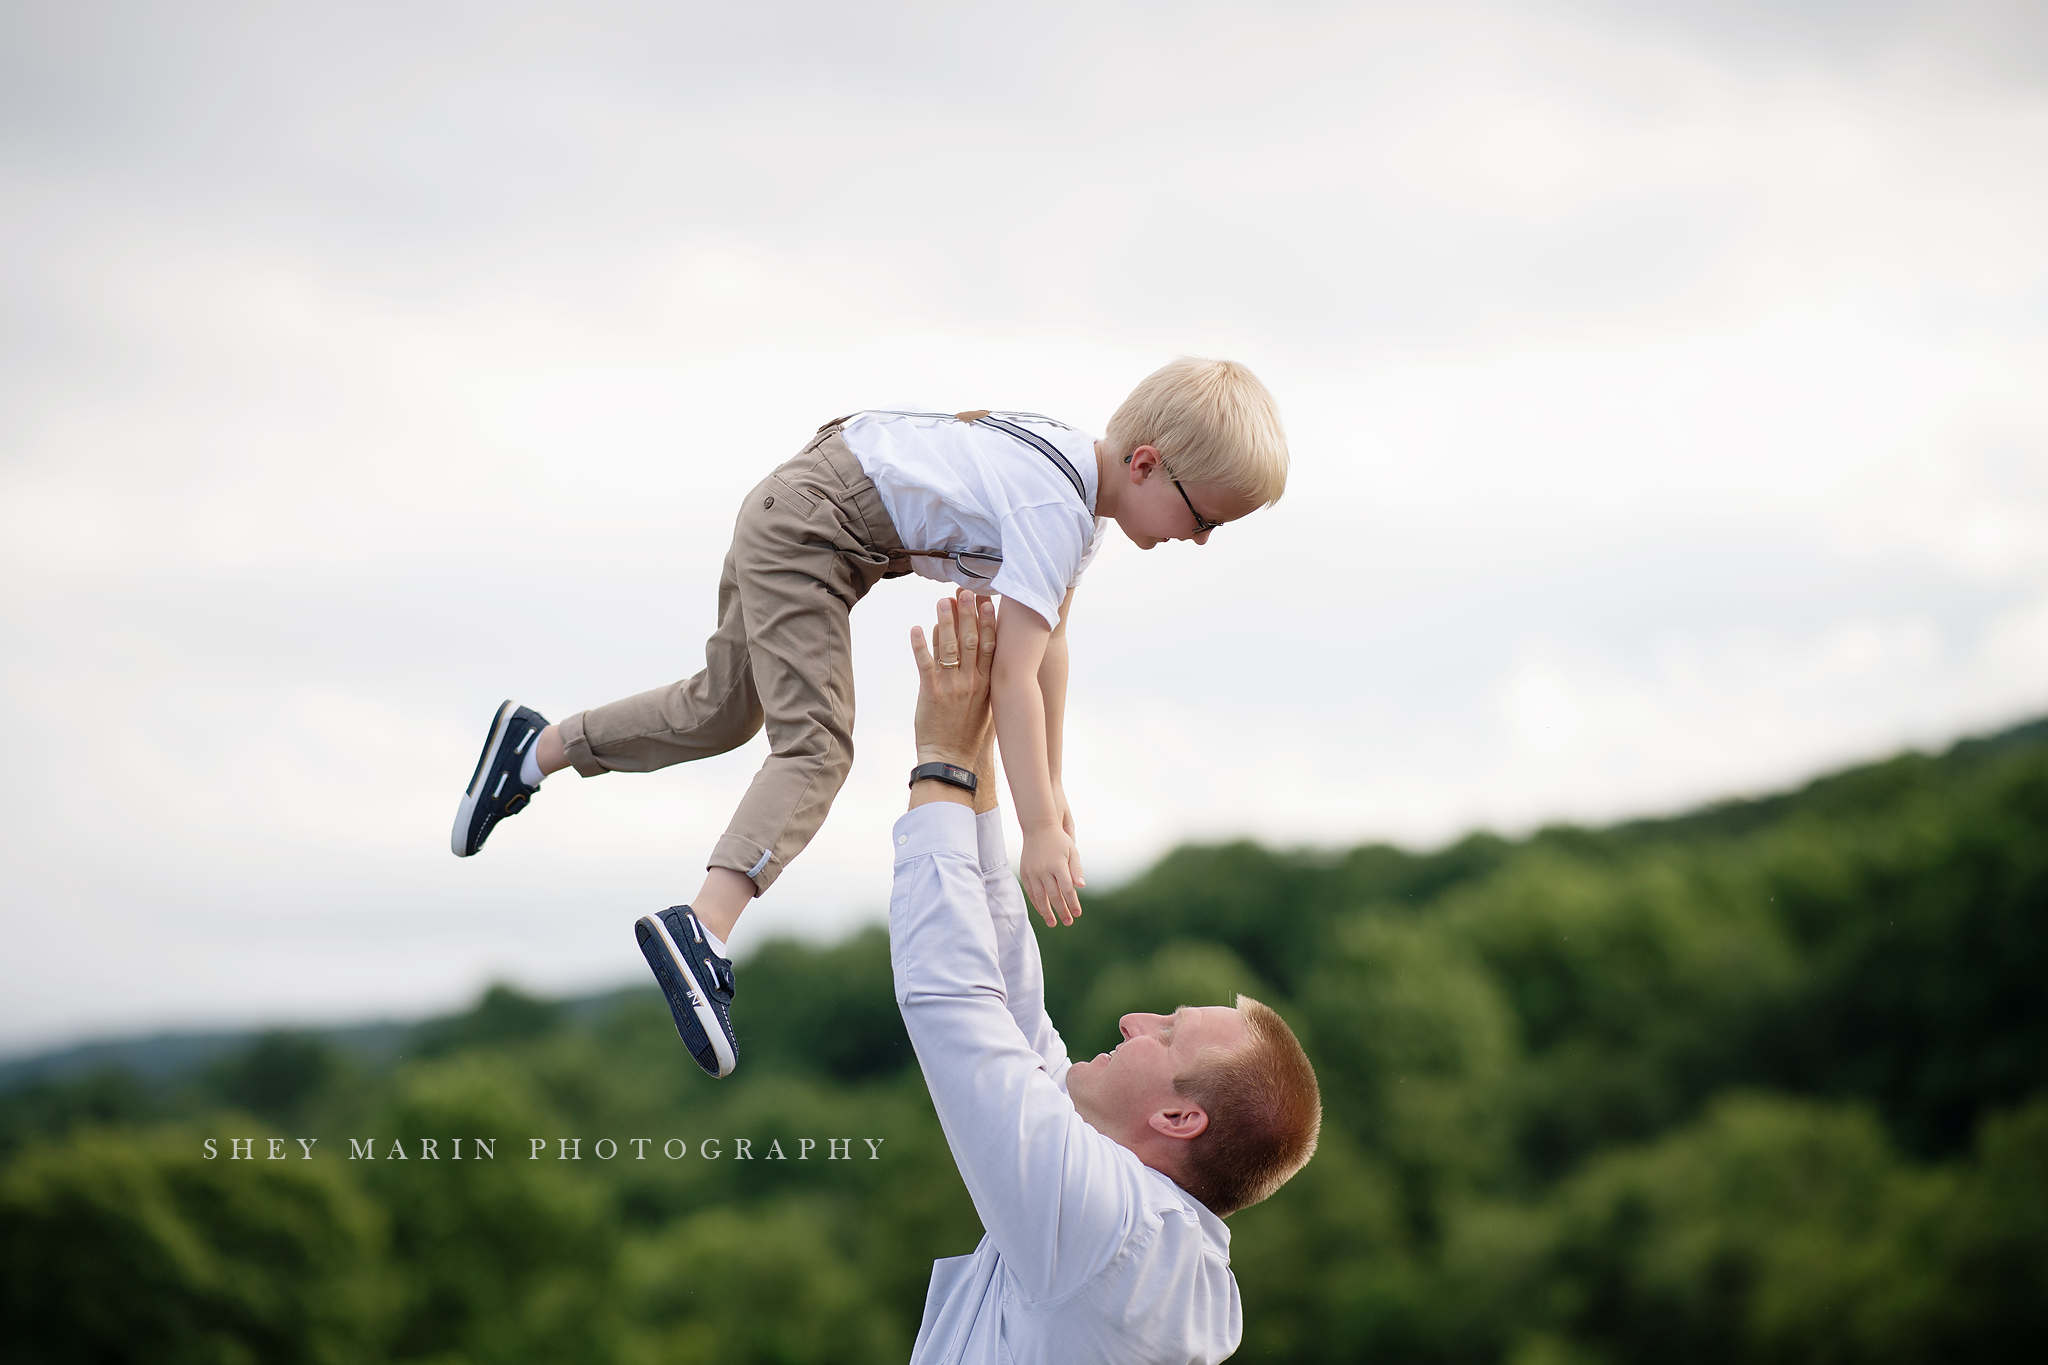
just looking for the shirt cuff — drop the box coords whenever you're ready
[975,807,1009,876]
[892,802,978,866]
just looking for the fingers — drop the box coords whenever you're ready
[1021,856,1060,927]
[909,624,933,678]
[1030,877,1070,928]
[1034,865,1079,928]
[1054,872,1079,926]
[932,596,960,666]
[951,588,977,662]
[949,590,997,684]
[975,594,998,679]
[1020,858,1083,927]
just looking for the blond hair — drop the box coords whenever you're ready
[1171,995,1321,1216]
[1104,358,1289,507]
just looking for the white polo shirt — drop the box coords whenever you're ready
[840,410,1108,629]
[891,804,1242,1365]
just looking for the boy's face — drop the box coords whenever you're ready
[1112,446,1263,550]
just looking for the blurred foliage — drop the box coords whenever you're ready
[2,718,2044,1362]
[1,1121,392,1365]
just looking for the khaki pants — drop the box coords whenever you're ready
[557,427,905,894]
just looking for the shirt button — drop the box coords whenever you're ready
[897,834,908,845]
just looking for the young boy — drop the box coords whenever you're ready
[450,357,1288,1078]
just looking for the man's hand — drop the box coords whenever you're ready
[910,590,998,810]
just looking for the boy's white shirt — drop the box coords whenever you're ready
[840,410,1109,629]
[891,803,1242,1365]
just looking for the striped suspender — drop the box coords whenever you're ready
[972,414,1087,502]
[859,410,1089,505]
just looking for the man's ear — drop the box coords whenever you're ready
[1149,1103,1209,1141]
[1125,445,1161,481]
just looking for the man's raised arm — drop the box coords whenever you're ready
[975,806,1072,1085]
[893,593,1125,1299]
[937,620,1074,1083]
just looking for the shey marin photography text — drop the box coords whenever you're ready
[202,1136,890,1162]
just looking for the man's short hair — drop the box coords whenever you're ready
[1171,995,1321,1217]
[1104,357,1289,508]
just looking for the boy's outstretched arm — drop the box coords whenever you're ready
[992,596,1085,927]
[1040,585,1078,844]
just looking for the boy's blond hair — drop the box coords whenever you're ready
[1104,358,1289,507]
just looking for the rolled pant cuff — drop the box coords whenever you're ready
[709,834,778,896]
[557,711,612,779]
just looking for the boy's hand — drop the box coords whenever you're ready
[1051,778,1084,883]
[1020,823,1085,928]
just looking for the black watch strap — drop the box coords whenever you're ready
[909,762,977,793]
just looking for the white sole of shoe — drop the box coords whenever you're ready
[451,701,518,857]
[647,913,737,1078]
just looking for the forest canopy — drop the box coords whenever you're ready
[3,718,2045,1363]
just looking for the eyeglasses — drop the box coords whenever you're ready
[1167,470,1224,535]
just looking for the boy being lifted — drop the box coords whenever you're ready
[450,358,1289,1078]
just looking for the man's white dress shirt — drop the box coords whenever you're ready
[890,803,1241,1365]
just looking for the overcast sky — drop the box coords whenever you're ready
[3,0,2044,1054]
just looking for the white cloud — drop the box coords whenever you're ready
[2,0,2045,1051]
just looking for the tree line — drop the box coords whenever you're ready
[3,718,2044,1362]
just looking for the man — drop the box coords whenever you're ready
[891,590,1322,1364]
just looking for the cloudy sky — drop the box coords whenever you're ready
[3,0,2044,1054]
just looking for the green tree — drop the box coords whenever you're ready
[1916,1096,2048,1357]
[205,1032,350,1129]
[737,928,914,1081]
[1300,913,1518,1223]
[1228,1125,1422,1363]
[1445,848,1797,1177]
[624,1198,906,1365]
[363,1053,623,1365]
[1756,754,2048,1156]
[413,984,564,1058]
[0,1122,392,1365]
[1536,1094,1946,1365]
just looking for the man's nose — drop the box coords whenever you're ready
[1118,1013,1162,1040]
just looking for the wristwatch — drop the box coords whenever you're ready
[909,762,977,793]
